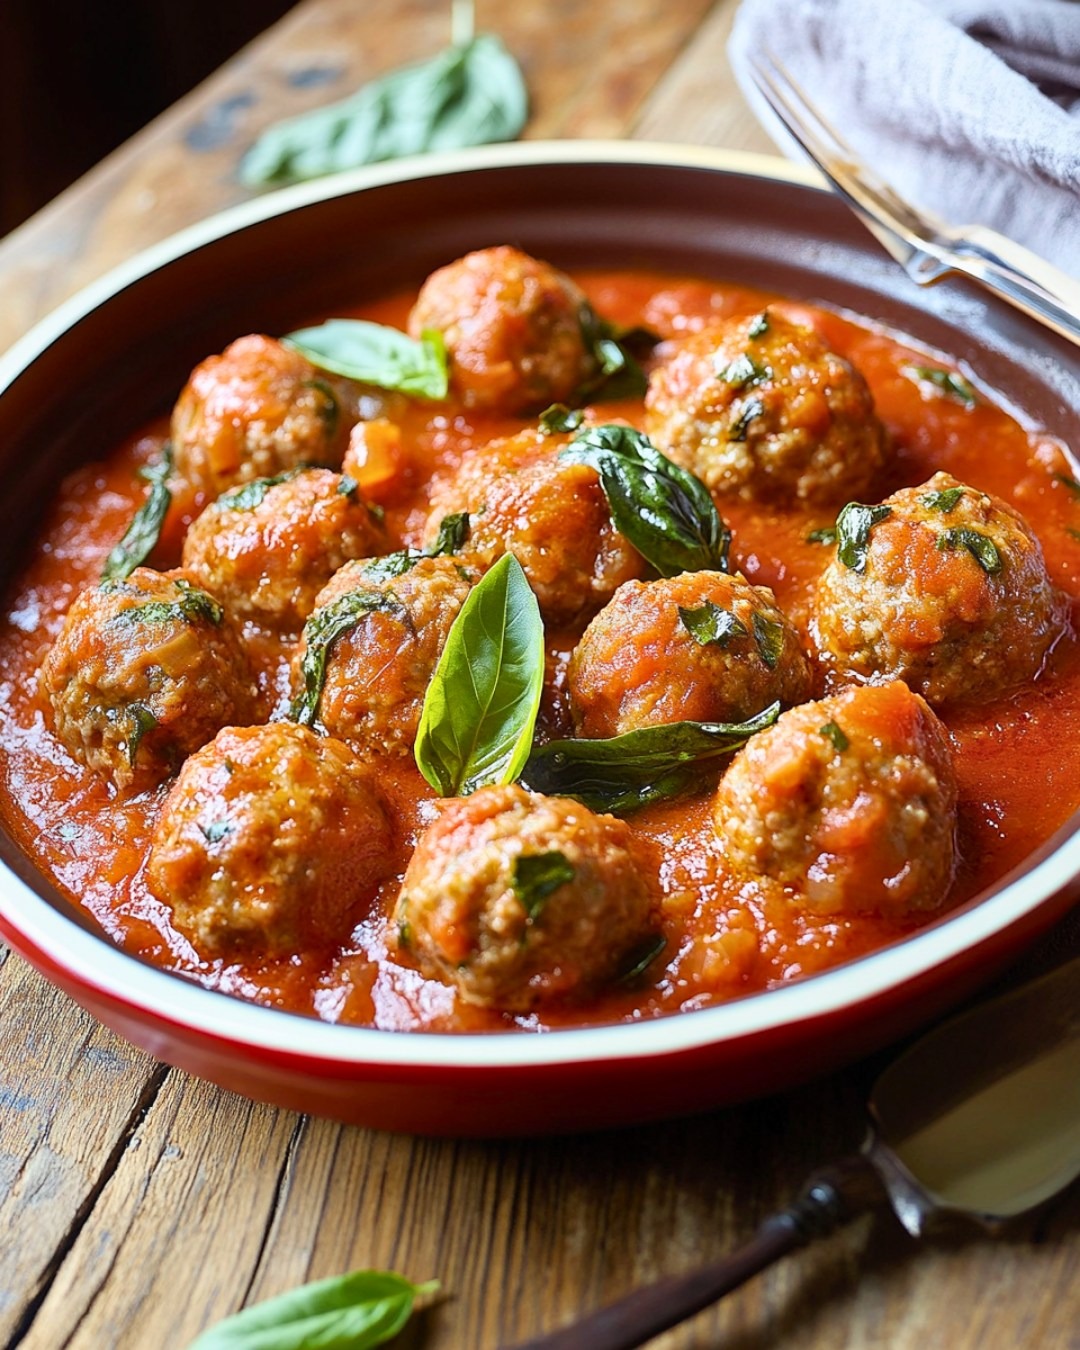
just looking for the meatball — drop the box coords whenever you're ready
[407,246,595,414]
[148,723,391,958]
[39,568,256,792]
[423,428,643,626]
[812,472,1066,706]
[395,785,658,1010]
[713,681,957,917]
[293,555,474,755]
[645,310,887,503]
[171,334,350,497]
[568,571,812,738]
[181,468,386,629]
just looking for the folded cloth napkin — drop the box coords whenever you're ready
[728,0,1080,276]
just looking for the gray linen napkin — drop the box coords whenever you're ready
[728,0,1080,276]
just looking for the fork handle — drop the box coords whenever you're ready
[942,240,1080,348]
[499,1155,882,1350]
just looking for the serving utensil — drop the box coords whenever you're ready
[505,955,1080,1349]
[746,50,1080,349]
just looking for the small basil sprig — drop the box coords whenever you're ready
[936,526,1002,575]
[835,502,893,573]
[187,1268,438,1350]
[678,602,747,649]
[101,445,174,582]
[415,553,544,797]
[290,588,406,726]
[562,424,731,577]
[285,320,449,400]
[361,512,470,582]
[520,703,780,814]
[239,32,527,186]
[921,485,964,514]
[576,306,658,403]
[904,365,978,409]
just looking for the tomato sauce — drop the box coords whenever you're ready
[2,270,1079,1033]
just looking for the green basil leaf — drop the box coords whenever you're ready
[430,511,471,556]
[520,703,780,814]
[284,321,449,399]
[562,424,731,577]
[921,486,964,513]
[836,502,893,573]
[717,353,771,389]
[539,403,585,436]
[617,934,667,984]
[1069,527,1080,542]
[747,311,770,339]
[1053,472,1080,498]
[126,705,157,769]
[512,850,575,922]
[819,720,849,752]
[936,526,1003,575]
[101,445,174,582]
[728,396,765,442]
[751,612,784,670]
[806,526,838,545]
[216,469,305,513]
[361,513,471,582]
[905,365,978,408]
[187,1269,439,1350]
[575,306,658,403]
[290,588,406,726]
[678,602,747,648]
[415,553,544,796]
[109,579,223,629]
[239,33,527,187]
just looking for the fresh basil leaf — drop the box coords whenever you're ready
[290,588,406,726]
[751,612,784,670]
[216,468,305,513]
[126,705,157,769]
[539,403,585,436]
[747,311,770,338]
[361,513,471,582]
[575,306,658,403]
[819,720,849,752]
[430,511,470,556]
[187,1268,439,1350]
[617,934,667,985]
[1053,472,1080,498]
[936,526,1002,575]
[512,850,575,922]
[101,445,174,582]
[520,703,780,814]
[905,365,978,408]
[678,602,747,648]
[285,320,449,400]
[806,526,838,545]
[836,502,893,573]
[728,397,764,442]
[562,424,731,577]
[921,486,964,514]
[717,354,771,389]
[415,554,544,797]
[110,580,223,629]
[239,32,527,187]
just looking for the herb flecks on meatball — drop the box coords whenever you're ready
[181,468,386,629]
[407,246,596,415]
[148,723,392,959]
[395,785,659,1011]
[645,310,887,504]
[39,567,257,792]
[714,681,957,918]
[568,571,812,738]
[171,334,350,498]
[423,427,644,626]
[813,472,1067,706]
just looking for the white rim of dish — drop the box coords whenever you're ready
[1,140,1077,1072]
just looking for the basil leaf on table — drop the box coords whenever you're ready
[415,553,545,796]
[290,589,406,726]
[520,703,781,814]
[100,444,174,582]
[239,33,527,187]
[561,424,731,577]
[285,320,449,400]
[187,1268,438,1350]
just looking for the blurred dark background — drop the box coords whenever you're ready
[0,0,299,237]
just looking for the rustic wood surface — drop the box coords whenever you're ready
[0,1,1077,1347]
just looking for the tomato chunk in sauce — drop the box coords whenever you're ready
[2,261,1079,1034]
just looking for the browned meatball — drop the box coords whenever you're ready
[171,334,350,497]
[395,785,658,1010]
[713,681,957,917]
[407,246,595,414]
[181,468,386,629]
[568,572,812,738]
[293,555,474,755]
[38,568,256,792]
[645,310,887,503]
[813,472,1067,706]
[148,723,391,958]
[423,428,643,626]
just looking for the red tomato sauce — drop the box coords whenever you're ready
[2,270,1079,1033]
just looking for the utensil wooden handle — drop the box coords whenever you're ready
[502,1155,882,1350]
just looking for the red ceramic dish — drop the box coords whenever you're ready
[1,143,1078,1136]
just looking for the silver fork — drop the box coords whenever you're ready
[747,49,1080,348]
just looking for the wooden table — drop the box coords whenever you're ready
[1,3,1078,1346]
